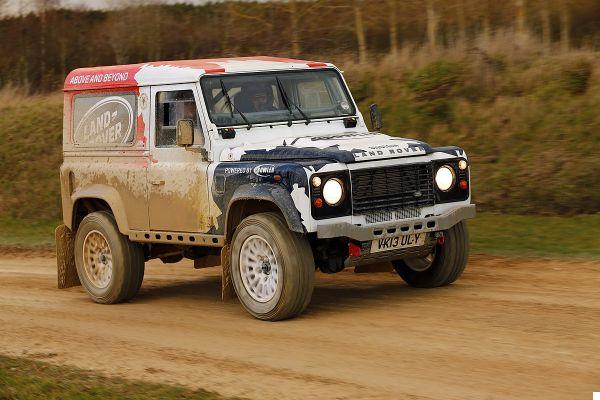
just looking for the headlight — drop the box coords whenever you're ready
[322,178,344,205]
[311,176,322,187]
[435,165,456,192]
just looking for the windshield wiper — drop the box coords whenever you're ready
[220,79,252,130]
[275,76,311,125]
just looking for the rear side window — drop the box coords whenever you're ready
[72,92,137,146]
[156,90,200,147]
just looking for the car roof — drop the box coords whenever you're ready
[63,56,331,92]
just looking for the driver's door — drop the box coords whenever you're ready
[148,83,212,233]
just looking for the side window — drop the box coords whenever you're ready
[72,92,136,146]
[156,90,201,147]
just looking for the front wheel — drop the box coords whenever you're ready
[393,221,469,288]
[230,212,315,321]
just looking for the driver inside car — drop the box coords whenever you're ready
[237,83,278,113]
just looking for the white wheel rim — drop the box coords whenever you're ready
[239,235,279,303]
[82,230,113,289]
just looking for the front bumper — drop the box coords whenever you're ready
[316,204,476,241]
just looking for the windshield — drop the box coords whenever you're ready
[200,69,355,127]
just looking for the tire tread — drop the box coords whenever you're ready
[231,212,314,321]
[393,221,469,288]
[74,211,145,304]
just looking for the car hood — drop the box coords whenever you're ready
[219,132,432,163]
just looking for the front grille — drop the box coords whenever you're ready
[363,207,421,224]
[350,163,435,215]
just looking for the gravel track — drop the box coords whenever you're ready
[0,255,598,399]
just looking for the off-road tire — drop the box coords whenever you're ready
[74,211,145,304]
[230,212,315,321]
[393,221,469,288]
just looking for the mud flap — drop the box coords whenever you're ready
[221,244,236,301]
[55,224,80,288]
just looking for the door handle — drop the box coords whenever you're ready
[150,180,165,186]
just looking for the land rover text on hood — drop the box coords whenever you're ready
[57,56,475,321]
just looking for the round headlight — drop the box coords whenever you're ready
[435,165,456,192]
[322,178,344,205]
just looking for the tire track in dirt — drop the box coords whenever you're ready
[0,255,598,399]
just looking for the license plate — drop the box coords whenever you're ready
[370,233,426,253]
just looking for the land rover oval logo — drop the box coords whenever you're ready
[74,96,134,145]
[414,191,422,198]
[253,164,276,177]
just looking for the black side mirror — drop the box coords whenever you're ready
[369,103,383,131]
[218,128,236,139]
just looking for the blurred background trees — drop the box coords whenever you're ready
[0,0,598,92]
[1,0,599,218]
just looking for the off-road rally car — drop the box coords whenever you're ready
[56,56,475,321]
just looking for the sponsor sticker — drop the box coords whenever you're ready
[223,164,276,177]
[352,145,425,160]
[253,164,276,177]
[69,72,130,86]
[224,167,252,174]
[310,132,375,141]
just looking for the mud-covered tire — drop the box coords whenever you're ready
[74,211,145,304]
[393,221,469,288]
[230,212,315,321]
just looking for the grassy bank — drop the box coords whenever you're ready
[0,354,233,400]
[0,51,598,220]
[345,52,600,215]
[1,213,597,259]
[0,218,58,251]
[468,213,599,259]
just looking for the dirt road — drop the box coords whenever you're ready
[0,255,598,399]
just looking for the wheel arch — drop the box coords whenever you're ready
[225,184,305,241]
[68,184,130,234]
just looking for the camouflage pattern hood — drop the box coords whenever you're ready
[220,132,431,163]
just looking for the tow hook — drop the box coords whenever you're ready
[435,232,445,246]
[348,241,362,257]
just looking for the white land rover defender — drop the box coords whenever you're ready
[57,56,475,321]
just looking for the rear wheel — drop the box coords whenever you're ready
[393,221,469,288]
[74,211,145,304]
[230,212,315,321]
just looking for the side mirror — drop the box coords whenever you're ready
[369,103,383,131]
[176,119,194,147]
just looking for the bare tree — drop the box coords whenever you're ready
[514,0,527,46]
[151,3,162,60]
[456,0,467,49]
[353,0,368,64]
[226,2,274,56]
[222,2,237,55]
[481,0,492,46]
[426,0,438,53]
[540,0,551,55]
[559,0,570,52]
[288,1,301,57]
[387,0,398,57]
[34,0,60,89]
